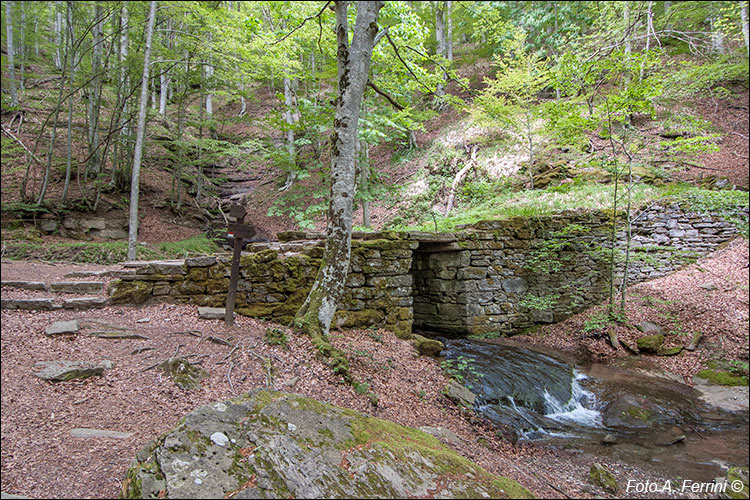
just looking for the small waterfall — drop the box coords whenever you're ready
[543,371,602,428]
[440,338,602,441]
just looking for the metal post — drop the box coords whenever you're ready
[225,236,243,326]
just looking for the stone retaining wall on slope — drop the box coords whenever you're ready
[110,238,416,338]
[108,202,747,337]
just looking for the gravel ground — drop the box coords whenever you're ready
[2,240,748,499]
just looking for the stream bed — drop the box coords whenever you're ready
[438,336,749,484]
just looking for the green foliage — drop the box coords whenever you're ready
[2,234,219,264]
[265,327,289,348]
[440,356,483,389]
[518,293,560,311]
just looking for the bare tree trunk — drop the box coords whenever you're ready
[112,4,130,187]
[62,2,76,202]
[294,0,384,346]
[741,2,749,57]
[54,2,63,70]
[279,74,298,191]
[37,4,71,205]
[19,1,25,90]
[5,1,19,108]
[87,2,103,177]
[710,17,724,53]
[127,0,157,261]
[640,1,653,81]
[433,1,446,98]
[624,1,631,56]
[446,0,452,61]
[159,70,169,116]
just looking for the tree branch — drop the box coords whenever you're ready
[384,31,435,96]
[267,1,332,46]
[367,80,404,111]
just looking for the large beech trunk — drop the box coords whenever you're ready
[293,1,383,341]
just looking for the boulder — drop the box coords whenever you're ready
[198,307,226,320]
[636,334,665,353]
[635,321,664,336]
[441,379,476,408]
[159,358,208,390]
[122,389,533,499]
[726,467,749,500]
[410,334,444,357]
[589,462,618,494]
[45,320,80,336]
[33,360,111,382]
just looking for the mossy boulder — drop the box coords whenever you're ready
[158,358,208,390]
[109,280,153,305]
[636,334,665,353]
[589,462,618,494]
[411,334,444,357]
[727,467,749,500]
[121,389,534,499]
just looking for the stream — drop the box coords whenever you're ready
[437,336,749,483]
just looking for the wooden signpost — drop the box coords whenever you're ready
[225,204,256,326]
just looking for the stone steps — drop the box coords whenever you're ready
[1,297,107,311]
[3,279,107,294]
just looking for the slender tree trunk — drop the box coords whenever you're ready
[434,1,446,98]
[87,2,103,177]
[294,0,384,344]
[279,74,298,191]
[5,1,19,108]
[742,2,749,58]
[54,2,63,70]
[159,70,169,116]
[19,1,25,90]
[196,90,205,205]
[113,4,130,187]
[62,2,76,202]
[446,0,452,61]
[710,17,724,53]
[127,0,157,261]
[640,1,653,81]
[37,5,71,205]
[624,1,631,56]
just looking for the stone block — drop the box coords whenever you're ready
[502,277,528,293]
[50,281,104,294]
[1,281,47,291]
[186,256,217,267]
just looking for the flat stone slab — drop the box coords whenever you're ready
[1,298,56,310]
[45,320,80,336]
[63,270,108,278]
[1,280,47,291]
[185,256,217,267]
[198,307,226,319]
[90,331,149,340]
[70,428,133,439]
[79,318,131,330]
[63,297,107,309]
[50,281,104,294]
[33,360,110,381]
[1,492,32,499]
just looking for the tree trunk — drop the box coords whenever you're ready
[87,2,103,177]
[127,0,157,261]
[19,1,25,90]
[159,70,169,116]
[445,0,452,61]
[710,17,724,54]
[741,2,750,57]
[279,74,298,191]
[294,0,384,345]
[62,1,75,202]
[623,1,631,56]
[433,1,446,98]
[37,3,71,205]
[5,1,18,108]
[54,1,63,70]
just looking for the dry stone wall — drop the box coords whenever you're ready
[110,238,416,338]
[109,202,746,337]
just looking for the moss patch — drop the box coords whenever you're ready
[696,369,749,386]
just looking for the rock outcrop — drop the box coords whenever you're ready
[122,389,533,499]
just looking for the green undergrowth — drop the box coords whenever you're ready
[1,234,220,264]
[388,181,748,233]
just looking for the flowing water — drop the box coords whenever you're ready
[437,336,749,483]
